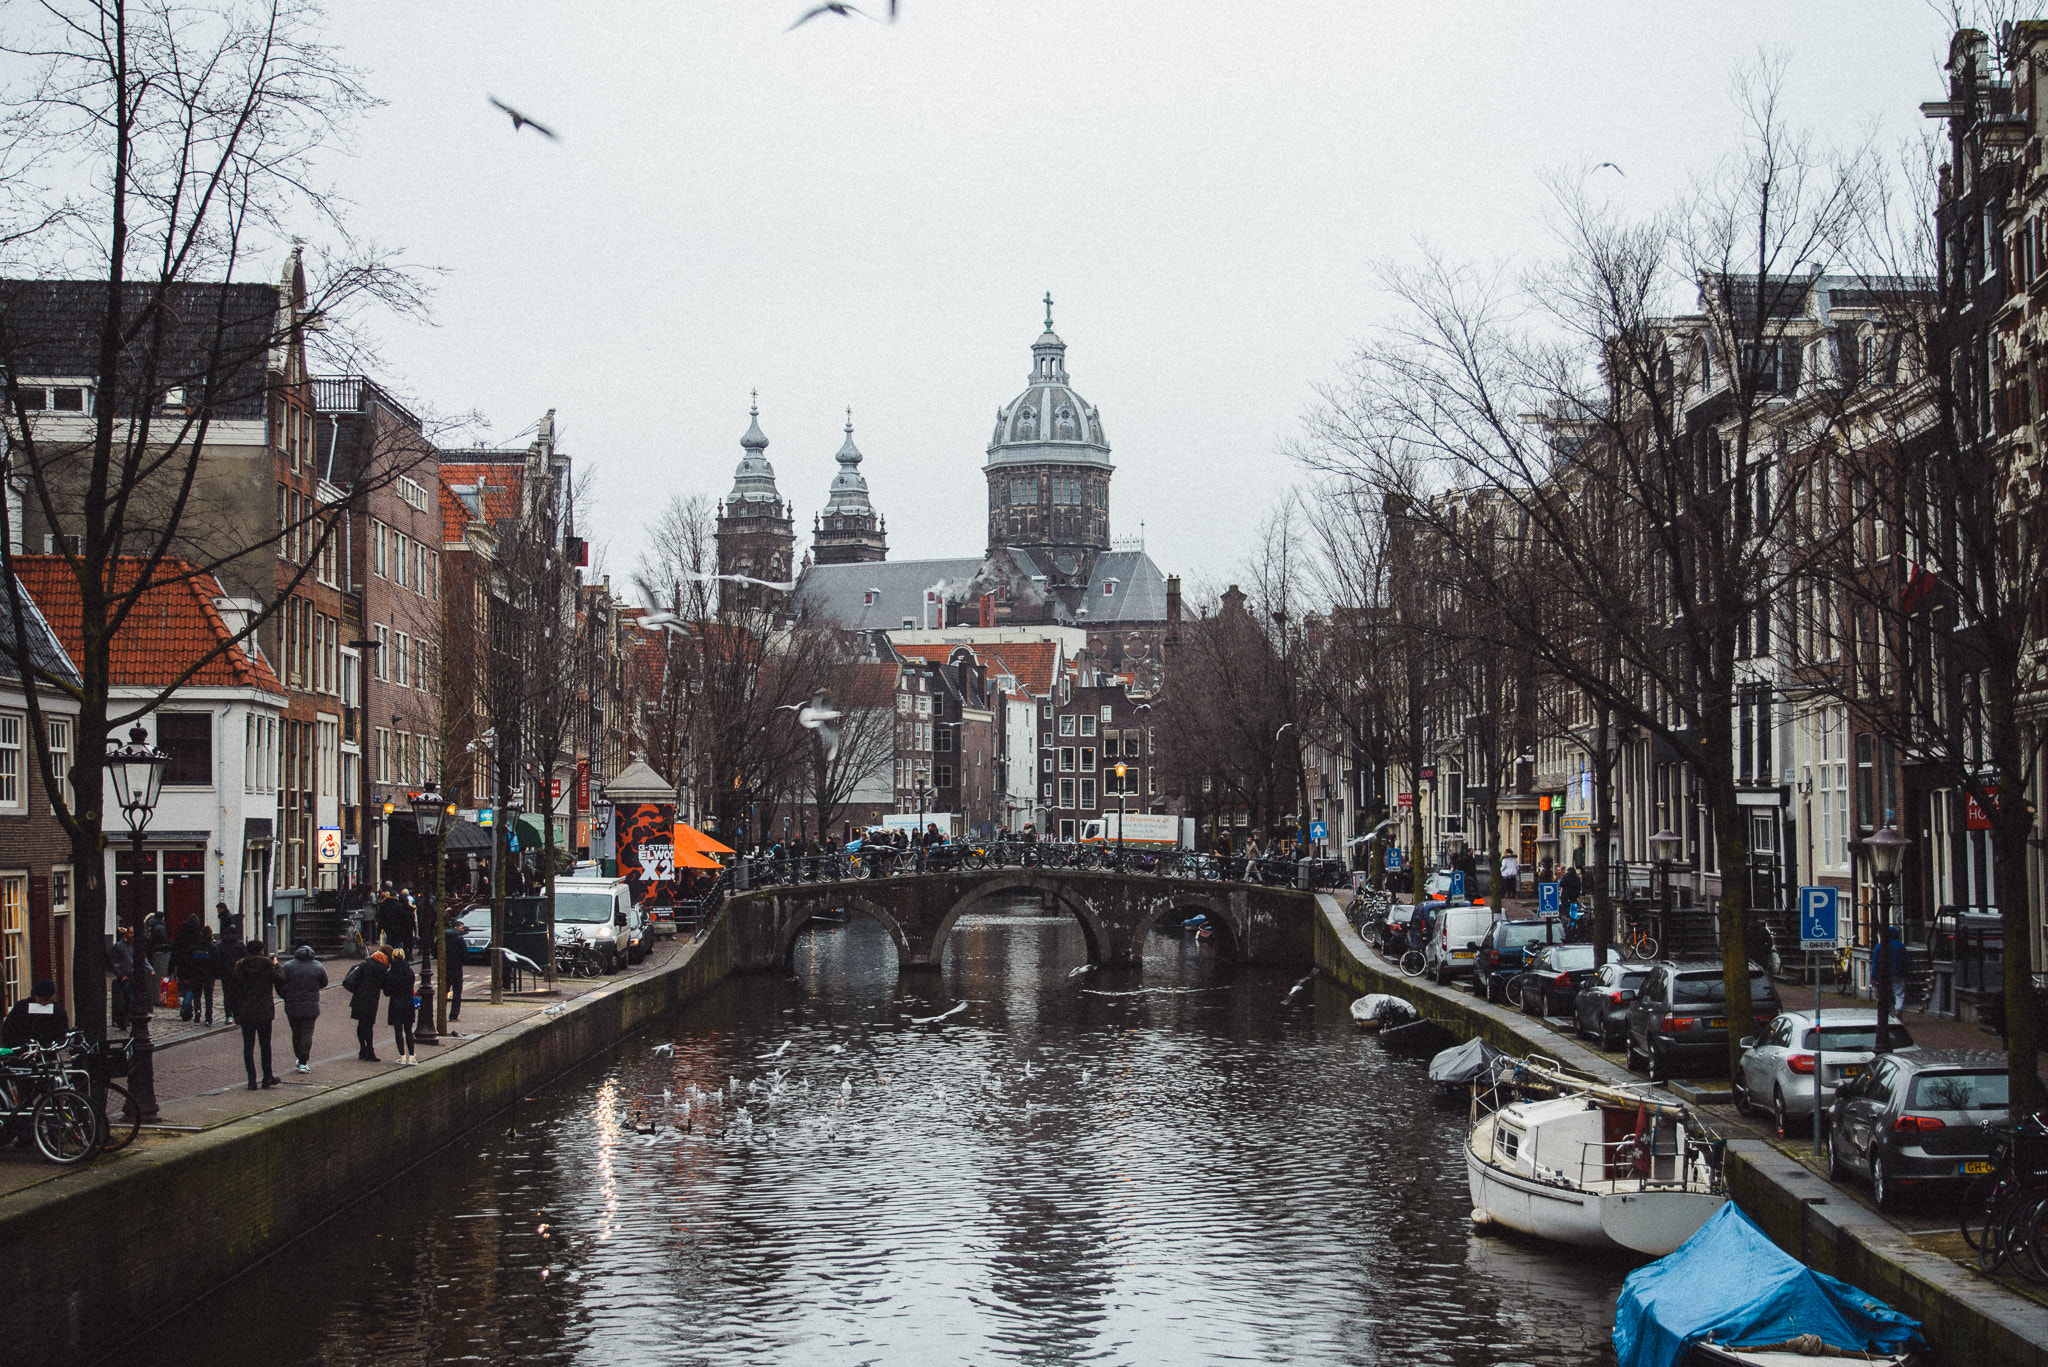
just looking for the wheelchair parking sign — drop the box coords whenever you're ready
[1798,885,1840,950]
[1537,882,1560,916]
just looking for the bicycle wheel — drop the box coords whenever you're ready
[97,1082,140,1153]
[1399,950,1427,978]
[1628,932,1659,960]
[1962,1173,2006,1251]
[32,1087,100,1165]
[2007,1191,2048,1284]
[1505,978,1526,1010]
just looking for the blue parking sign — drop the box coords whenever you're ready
[1308,821,1328,841]
[1537,882,1561,916]
[1798,885,1839,949]
[1386,848,1404,872]
[1450,869,1467,898]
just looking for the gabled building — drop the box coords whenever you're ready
[0,582,81,1015]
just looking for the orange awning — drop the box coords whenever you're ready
[675,822,736,856]
[675,846,723,869]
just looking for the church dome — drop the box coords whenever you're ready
[823,411,874,515]
[986,302,1111,472]
[728,396,783,505]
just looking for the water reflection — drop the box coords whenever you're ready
[131,902,1627,1365]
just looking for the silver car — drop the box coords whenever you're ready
[1733,1009,1916,1137]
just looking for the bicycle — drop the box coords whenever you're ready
[1398,947,1427,977]
[0,1039,102,1164]
[1961,1114,2048,1280]
[1621,917,1659,960]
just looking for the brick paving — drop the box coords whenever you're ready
[0,935,693,1199]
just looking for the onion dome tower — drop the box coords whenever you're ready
[811,409,887,565]
[715,393,795,615]
[984,294,1112,587]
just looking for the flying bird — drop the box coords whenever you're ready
[778,691,844,761]
[909,1001,968,1025]
[759,1040,791,1061]
[650,1042,674,1055]
[1594,161,1625,176]
[789,0,898,29]
[487,96,558,140]
[678,569,800,592]
[1066,963,1097,979]
[1276,722,1294,740]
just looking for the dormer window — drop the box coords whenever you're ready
[1016,406,1037,440]
[10,382,92,414]
[1102,579,1117,597]
[864,590,878,606]
[1056,406,1077,439]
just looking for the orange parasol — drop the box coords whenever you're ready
[675,846,722,870]
[675,822,736,856]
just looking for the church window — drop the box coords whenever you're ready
[1016,407,1037,440]
[1056,407,1076,439]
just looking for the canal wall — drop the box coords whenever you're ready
[1312,895,2048,1366]
[0,914,744,1367]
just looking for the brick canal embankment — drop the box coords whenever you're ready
[1312,893,2048,1367]
[0,913,742,1367]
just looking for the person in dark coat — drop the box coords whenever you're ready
[349,950,389,1061]
[443,918,467,1023]
[379,886,416,956]
[2,980,67,1047]
[227,940,284,1090]
[175,921,219,1024]
[216,916,245,1023]
[375,884,402,948]
[279,945,328,1073]
[384,948,417,1066]
[1559,864,1584,913]
[108,934,160,1118]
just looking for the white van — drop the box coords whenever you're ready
[1425,904,1500,985]
[550,878,651,973]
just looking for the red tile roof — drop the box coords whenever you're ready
[15,557,282,693]
[439,464,523,544]
[984,640,1061,699]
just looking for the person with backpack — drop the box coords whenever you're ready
[346,949,389,1062]
[216,912,245,1024]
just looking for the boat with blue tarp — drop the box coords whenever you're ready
[1613,1203,1923,1367]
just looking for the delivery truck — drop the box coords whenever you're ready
[1078,813,1188,848]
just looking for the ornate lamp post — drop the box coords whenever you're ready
[913,778,931,871]
[1862,825,1911,1054]
[1649,827,1682,948]
[1114,762,1129,864]
[410,781,451,1041]
[107,724,169,948]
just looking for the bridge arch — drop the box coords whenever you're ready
[1145,890,1241,960]
[929,873,1113,965]
[775,891,914,970]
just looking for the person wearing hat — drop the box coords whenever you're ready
[2,979,67,1048]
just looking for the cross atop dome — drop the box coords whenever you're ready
[1044,291,1054,332]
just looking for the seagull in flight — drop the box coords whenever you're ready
[650,1042,674,1055]
[487,96,558,139]
[789,0,898,28]
[678,569,800,592]
[778,691,844,761]
[1594,161,1625,176]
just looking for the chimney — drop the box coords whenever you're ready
[1166,576,1182,626]
[979,592,994,628]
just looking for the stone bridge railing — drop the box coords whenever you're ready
[717,868,1319,972]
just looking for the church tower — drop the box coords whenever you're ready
[811,410,887,565]
[715,396,794,616]
[984,296,1112,588]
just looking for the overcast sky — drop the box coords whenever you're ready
[318,0,1961,600]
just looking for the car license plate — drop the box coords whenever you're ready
[1837,1063,1864,1079]
[1963,1161,1995,1176]
[1708,1017,1728,1029]
[1454,951,1474,959]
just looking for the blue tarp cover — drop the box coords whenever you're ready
[1613,1204,1923,1367]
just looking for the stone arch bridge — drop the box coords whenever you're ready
[719,869,1320,973]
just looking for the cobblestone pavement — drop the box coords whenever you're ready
[0,935,693,1199]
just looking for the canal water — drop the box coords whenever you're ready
[136,906,1632,1365]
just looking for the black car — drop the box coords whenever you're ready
[1511,943,1617,1018]
[1374,903,1419,958]
[1573,961,1650,1051]
[1470,916,1563,1004]
[456,905,494,964]
[1624,960,1781,1080]
[1823,1049,2012,1212]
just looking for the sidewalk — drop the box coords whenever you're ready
[0,936,692,1199]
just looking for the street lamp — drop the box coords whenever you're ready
[1649,828,1682,948]
[913,778,931,870]
[410,781,452,1042]
[107,724,169,947]
[1862,825,1911,1054]
[1114,762,1129,864]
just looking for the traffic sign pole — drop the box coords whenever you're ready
[1797,884,1840,1156]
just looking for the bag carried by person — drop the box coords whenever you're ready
[342,960,365,994]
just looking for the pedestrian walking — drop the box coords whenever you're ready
[143,910,171,980]
[375,883,402,948]
[382,887,417,958]
[348,948,389,1061]
[1559,864,1583,913]
[108,935,161,1119]
[216,914,245,1024]
[444,918,466,1022]
[279,945,328,1073]
[227,940,284,1090]
[1879,923,1908,1011]
[1500,852,1521,898]
[385,948,418,1066]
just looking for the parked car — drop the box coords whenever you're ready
[1425,903,1499,984]
[1375,902,1419,958]
[1511,943,1618,1018]
[1624,960,1782,1080]
[1734,1010,1918,1139]
[1424,868,1492,903]
[1573,961,1650,1050]
[1471,916,1565,1004]
[1823,1049,2011,1212]
[456,905,493,965]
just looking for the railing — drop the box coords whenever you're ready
[1483,1115,1723,1196]
[716,843,1333,889]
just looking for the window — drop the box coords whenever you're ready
[372,520,387,578]
[398,475,430,512]
[1103,736,1119,760]
[936,728,953,753]
[0,713,19,808]
[1080,747,1095,772]
[1042,756,1053,773]
[1058,714,1076,736]
[341,750,359,809]
[396,730,413,785]
[1042,782,1053,799]
[395,632,410,687]
[374,727,392,784]
[372,624,389,679]
[1059,747,1075,772]
[1059,778,1075,808]
[936,765,953,788]
[0,875,22,1009]
[46,717,70,812]
[1102,580,1115,597]
[1080,714,1097,737]
[1079,778,1096,809]
[317,717,339,798]
[158,713,211,786]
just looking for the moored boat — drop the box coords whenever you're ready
[1351,993,1418,1031]
[1466,1056,1726,1256]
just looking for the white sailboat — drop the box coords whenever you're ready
[1466,1057,1727,1256]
